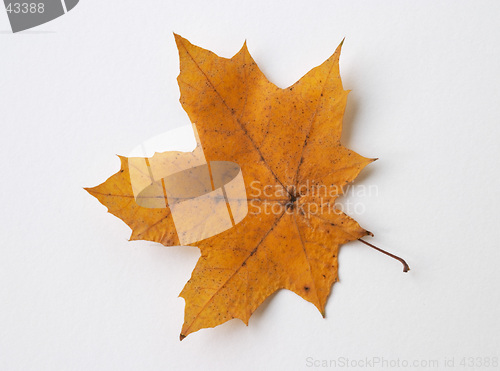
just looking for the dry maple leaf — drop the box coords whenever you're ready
[85,34,408,340]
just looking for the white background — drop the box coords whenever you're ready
[1,1,500,370]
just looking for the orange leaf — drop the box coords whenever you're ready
[86,34,381,340]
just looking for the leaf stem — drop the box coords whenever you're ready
[358,239,410,273]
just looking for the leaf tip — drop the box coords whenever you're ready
[333,37,345,56]
[179,333,186,341]
[83,186,94,195]
[236,39,251,60]
[173,33,188,50]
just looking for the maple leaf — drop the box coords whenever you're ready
[86,34,408,340]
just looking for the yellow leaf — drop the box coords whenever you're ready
[86,34,407,340]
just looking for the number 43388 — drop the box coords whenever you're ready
[6,3,45,14]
